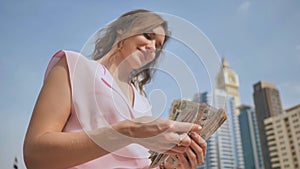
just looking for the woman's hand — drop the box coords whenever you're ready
[126,116,202,154]
[163,132,207,169]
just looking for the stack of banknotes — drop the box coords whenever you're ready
[149,100,227,168]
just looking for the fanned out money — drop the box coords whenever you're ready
[149,100,227,168]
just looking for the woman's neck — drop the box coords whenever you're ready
[97,51,132,84]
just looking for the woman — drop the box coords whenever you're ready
[23,9,207,169]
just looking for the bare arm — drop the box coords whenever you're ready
[23,56,131,169]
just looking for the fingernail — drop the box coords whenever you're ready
[198,125,202,130]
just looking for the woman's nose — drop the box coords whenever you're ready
[146,40,156,52]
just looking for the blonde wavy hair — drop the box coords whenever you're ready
[92,9,170,95]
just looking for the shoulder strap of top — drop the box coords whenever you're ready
[44,50,80,81]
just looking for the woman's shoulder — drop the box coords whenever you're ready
[60,50,105,71]
[52,50,82,59]
[51,50,98,66]
[46,50,104,78]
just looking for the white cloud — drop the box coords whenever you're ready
[237,1,251,13]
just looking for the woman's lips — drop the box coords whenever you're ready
[138,48,147,60]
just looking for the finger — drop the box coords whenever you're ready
[170,121,202,133]
[171,155,181,167]
[164,155,180,168]
[177,154,190,169]
[190,132,207,156]
[164,149,182,154]
[190,140,204,164]
[186,147,198,168]
[164,160,175,168]
[177,133,192,147]
[169,145,187,154]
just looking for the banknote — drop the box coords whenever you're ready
[149,100,227,168]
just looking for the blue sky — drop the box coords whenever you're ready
[1,0,299,168]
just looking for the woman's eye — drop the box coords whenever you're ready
[143,33,152,40]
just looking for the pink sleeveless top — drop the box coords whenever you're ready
[45,50,158,169]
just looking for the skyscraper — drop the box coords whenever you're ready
[216,58,244,168]
[194,89,244,169]
[238,105,264,169]
[253,81,283,169]
[216,58,241,115]
[195,57,244,169]
[210,89,234,169]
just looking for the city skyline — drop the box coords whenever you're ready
[1,1,300,168]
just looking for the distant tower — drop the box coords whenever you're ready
[253,81,283,169]
[253,81,283,117]
[216,58,241,115]
[238,105,264,169]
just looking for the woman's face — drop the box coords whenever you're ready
[118,26,166,70]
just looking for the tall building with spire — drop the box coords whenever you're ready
[253,81,283,169]
[215,58,244,168]
[195,57,245,169]
[216,58,241,115]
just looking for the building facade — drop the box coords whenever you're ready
[238,105,264,169]
[194,89,244,169]
[216,58,241,115]
[264,104,300,169]
[253,81,283,169]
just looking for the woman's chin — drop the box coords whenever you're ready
[131,63,145,70]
